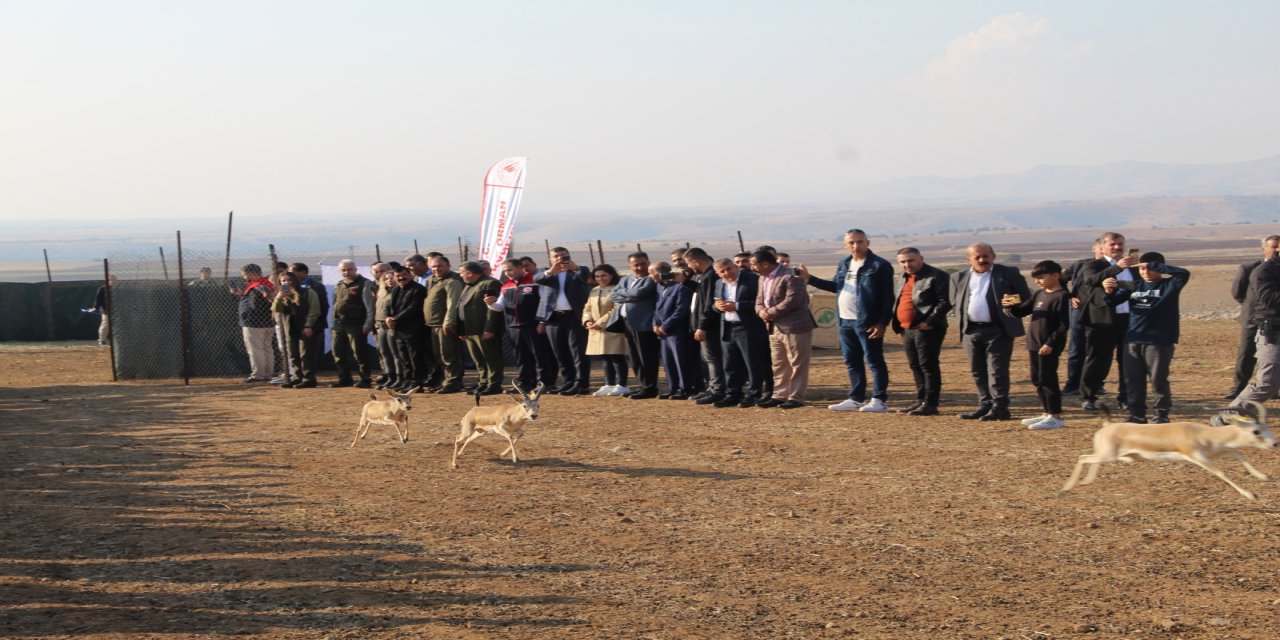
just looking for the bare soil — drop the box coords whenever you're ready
[4,265,1280,639]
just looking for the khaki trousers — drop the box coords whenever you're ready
[769,329,813,401]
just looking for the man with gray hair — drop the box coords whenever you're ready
[949,242,1031,421]
[330,259,376,388]
[1226,235,1280,398]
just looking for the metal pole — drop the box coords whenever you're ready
[544,239,552,262]
[458,236,465,263]
[159,246,169,280]
[42,249,55,340]
[414,239,419,254]
[177,231,191,385]
[737,231,745,253]
[104,258,118,381]
[223,211,234,284]
[375,244,382,263]
[588,243,597,267]
[636,242,642,253]
[597,240,605,265]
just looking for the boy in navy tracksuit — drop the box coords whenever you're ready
[1103,252,1191,424]
[1004,260,1071,430]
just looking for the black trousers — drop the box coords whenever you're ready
[544,310,590,389]
[623,324,661,392]
[1029,349,1063,414]
[902,327,945,406]
[1234,323,1259,392]
[961,323,1014,408]
[504,325,555,389]
[722,323,768,400]
[393,330,423,385]
[1081,314,1129,403]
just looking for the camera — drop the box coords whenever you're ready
[558,255,571,263]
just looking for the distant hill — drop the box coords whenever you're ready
[834,155,1280,205]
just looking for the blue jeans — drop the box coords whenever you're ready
[838,319,888,401]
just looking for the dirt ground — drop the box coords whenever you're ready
[4,262,1280,639]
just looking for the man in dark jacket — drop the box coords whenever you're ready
[1076,232,1139,410]
[486,258,548,392]
[891,247,952,416]
[796,229,895,413]
[686,247,725,405]
[458,261,505,394]
[1226,235,1280,398]
[949,243,1032,421]
[1225,248,1280,411]
[385,265,427,392]
[330,259,376,388]
[536,246,593,395]
[234,263,277,383]
[424,255,465,393]
[710,258,771,407]
[608,252,662,399]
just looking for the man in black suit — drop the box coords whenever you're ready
[1061,241,1104,395]
[1226,235,1280,398]
[537,246,593,395]
[385,264,427,392]
[949,242,1031,421]
[485,258,549,391]
[710,258,771,408]
[1076,232,1138,410]
[686,247,726,405]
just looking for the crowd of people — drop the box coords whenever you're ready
[222,229,1280,430]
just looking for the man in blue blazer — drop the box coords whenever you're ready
[537,246,593,395]
[949,242,1032,421]
[608,252,661,399]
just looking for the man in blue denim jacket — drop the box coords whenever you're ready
[795,229,895,413]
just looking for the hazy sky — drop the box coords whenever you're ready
[3,0,1278,221]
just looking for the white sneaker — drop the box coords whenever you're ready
[1029,416,1065,430]
[609,385,630,396]
[1020,414,1049,425]
[858,398,888,413]
[593,385,614,397]
[828,399,864,411]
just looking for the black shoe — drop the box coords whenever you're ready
[713,396,742,408]
[696,394,725,406]
[373,375,389,385]
[979,408,1012,421]
[243,376,268,384]
[481,386,503,395]
[908,405,939,416]
[279,380,297,389]
[657,392,673,400]
[1061,386,1080,396]
[1081,400,1100,411]
[437,384,464,394]
[959,405,992,420]
[542,385,561,394]
[756,398,784,409]
[294,379,317,389]
[897,402,923,414]
[330,379,354,388]
[355,379,373,389]
[1124,415,1148,424]
[670,392,688,401]
[738,397,758,408]
[628,389,658,400]
[778,400,805,410]
[1153,414,1170,424]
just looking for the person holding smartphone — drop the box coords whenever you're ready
[1075,232,1140,411]
[536,247,594,394]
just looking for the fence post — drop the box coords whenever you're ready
[177,231,191,385]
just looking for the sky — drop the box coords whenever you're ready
[2,0,1279,221]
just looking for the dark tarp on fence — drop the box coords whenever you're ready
[0,281,101,341]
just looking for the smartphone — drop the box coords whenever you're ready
[559,255,571,263]
[1128,249,1140,259]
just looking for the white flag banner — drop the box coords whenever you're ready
[477,157,527,266]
